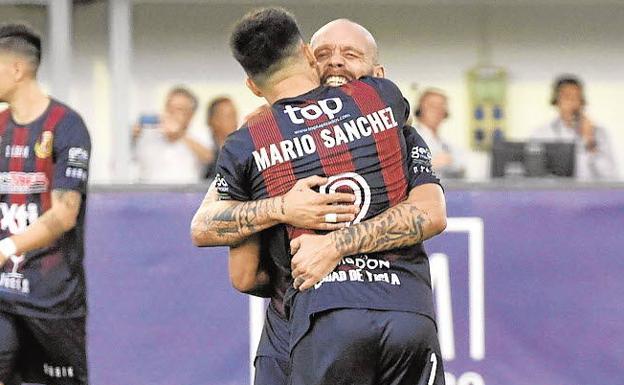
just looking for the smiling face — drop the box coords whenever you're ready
[311,19,384,87]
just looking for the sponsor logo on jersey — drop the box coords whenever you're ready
[284,97,343,124]
[411,145,434,175]
[0,172,49,194]
[1,202,39,234]
[67,147,89,168]
[65,167,88,181]
[214,173,230,199]
[5,144,30,159]
[43,363,75,379]
[34,131,54,159]
[0,255,30,294]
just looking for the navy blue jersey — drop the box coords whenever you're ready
[216,77,440,325]
[0,99,91,318]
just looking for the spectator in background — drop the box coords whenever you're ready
[531,75,617,180]
[414,88,465,179]
[133,86,212,184]
[203,96,238,179]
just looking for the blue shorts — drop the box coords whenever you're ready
[254,302,289,385]
[0,311,88,385]
[289,308,445,385]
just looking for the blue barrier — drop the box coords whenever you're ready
[84,189,624,385]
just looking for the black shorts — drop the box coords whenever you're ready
[289,308,445,385]
[254,302,290,385]
[0,311,88,385]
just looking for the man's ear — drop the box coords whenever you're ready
[246,77,263,97]
[302,43,316,68]
[373,64,385,78]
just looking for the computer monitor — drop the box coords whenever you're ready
[491,141,575,178]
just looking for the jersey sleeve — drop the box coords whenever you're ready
[214,131,252,201]
[359,76,411,126]
[52,112,91,193]
[402,125,442,189]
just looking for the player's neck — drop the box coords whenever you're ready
[9,80,50,125]
[264,66,320,105]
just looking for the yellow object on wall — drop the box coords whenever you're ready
[467,66,507,151]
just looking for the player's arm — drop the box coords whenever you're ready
[190,176,357,247]
[0,189,82,266]
[228,234,273,297]
[290,184,446,290]
[291,125,446,290]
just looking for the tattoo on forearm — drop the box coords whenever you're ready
[194,195,281,242]
[329,203,430,257]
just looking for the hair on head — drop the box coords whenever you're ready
[230,7,303,81]
[0,22,42,73]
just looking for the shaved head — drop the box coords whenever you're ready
[311,19,379,63]
[310,19,384,87]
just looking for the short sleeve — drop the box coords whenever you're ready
[214,132,252,201]
[402,125,442,190]
[52,112,91,192]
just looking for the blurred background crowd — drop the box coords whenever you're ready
[2,0,622,186]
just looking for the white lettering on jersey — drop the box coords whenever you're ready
[284,98,343,124]
[0,202,39,234]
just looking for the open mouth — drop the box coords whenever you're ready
[324,75,349,87]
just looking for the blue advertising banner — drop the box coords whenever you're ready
[85,189,624,385]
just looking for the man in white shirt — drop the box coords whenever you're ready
[531,75,617,181]
[134,86,212,184]
[414,88,465,179]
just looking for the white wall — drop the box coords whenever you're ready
[1,2,623,182]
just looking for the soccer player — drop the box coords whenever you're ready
[192,9,446,385]
[0,24,91,385]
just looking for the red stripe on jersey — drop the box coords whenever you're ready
[247,110,297,197]
[247,110,304,240]
[341,81,407,206]
[304,100,356,177]
[8,127,29,205]
[0,109,9,136]
[36,105,67,211]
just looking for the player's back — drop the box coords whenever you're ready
[217,77,437,347]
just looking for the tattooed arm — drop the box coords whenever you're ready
[190,175,358,247]
[290,183,446,290]
[0,189,82,267]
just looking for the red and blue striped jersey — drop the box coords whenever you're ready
[216,77,440,332]
[0,99,91,318]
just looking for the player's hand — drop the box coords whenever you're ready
[279,176,358,231]
[290,233,341,291]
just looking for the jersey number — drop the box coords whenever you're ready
[319,172,371,226]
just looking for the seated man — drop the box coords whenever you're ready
[531,75,617,180]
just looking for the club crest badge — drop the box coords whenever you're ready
[35,131,54,159]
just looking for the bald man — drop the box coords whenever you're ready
[192,17,445,385]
